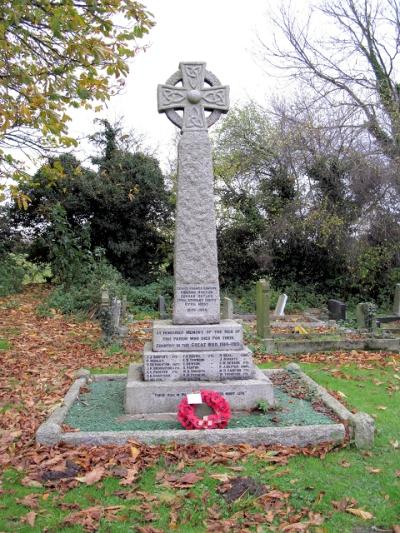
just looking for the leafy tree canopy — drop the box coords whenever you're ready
[0,0,154,203]
[14,120,172,283]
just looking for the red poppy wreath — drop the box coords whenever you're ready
[177,390,231,430]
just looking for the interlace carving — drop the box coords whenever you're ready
[158,62,230,131]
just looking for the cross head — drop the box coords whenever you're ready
[158,62,229,131]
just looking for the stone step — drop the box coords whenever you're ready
[143,342,255,381]
[152,319,243,352]
[125,364,274,414]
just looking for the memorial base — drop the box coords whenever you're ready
[124,364,275,415]
[143,342,255,381]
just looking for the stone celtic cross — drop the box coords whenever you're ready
[158,62,229,131]
[158,62,230,325]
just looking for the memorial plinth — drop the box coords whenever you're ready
[125,62,274,415]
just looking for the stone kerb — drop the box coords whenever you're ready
[36,366,374,448]
[284,363,375,448]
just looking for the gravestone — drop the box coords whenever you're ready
[356,302,376,331]
[274,293,288,317]
[256,279,271,338]
[125,62,274,414]
[99,290,128,342]
[221,296,233,320]
[393,284,400,316]
[158,295,168,319]
[327,299,346,321]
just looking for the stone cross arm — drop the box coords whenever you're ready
[158,62,230,131]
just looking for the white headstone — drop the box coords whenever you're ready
[274,294,288,317]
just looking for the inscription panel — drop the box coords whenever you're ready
[144,344,255,382]
[173,284,219,324]
[153,320,243,352]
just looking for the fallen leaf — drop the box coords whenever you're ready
[209,473,232,482]
[120,467,139,486]
[64,506,103,531]
[265,489,290,499]
[377,405,387,410]
[273,468,290,477]
[346,508,373,520]
[21,511,36,527]
[226,466,244,472]
[130,446,140,461]
[365,467,381,474]
[76,466,105,485]
[17,494,40,509]
[332,497,357,512]
[169,508,178,529]
[21,476,42,488]
[177,472,202,485]
[390,439,399,449]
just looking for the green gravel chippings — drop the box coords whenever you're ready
[65,379,334,432]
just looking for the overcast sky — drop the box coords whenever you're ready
[68,0,311,168]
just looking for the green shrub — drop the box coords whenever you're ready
[0,254,25,296]
[376,267,400,311]
[126,276,174,314]
[223,280,325,314]
[35,302,54,318]
[222,283,279,313]
[281,282,326,311]
[47,257,125,315]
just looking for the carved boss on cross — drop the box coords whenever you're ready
[158,62,230,131]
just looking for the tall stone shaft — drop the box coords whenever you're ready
[174,131,219,323]
[157,61,230,324]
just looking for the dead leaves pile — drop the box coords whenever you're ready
[0,286,141,467]
[11,440,341,532]
[256,348,400,368]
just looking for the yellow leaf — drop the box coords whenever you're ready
[130,446,140,461]
[294,325,308,335]
[346,508,373,520]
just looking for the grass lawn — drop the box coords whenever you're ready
[0,287,399,532]
[0,339,10,350]
[1,363,398,532]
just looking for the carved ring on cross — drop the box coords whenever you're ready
[158,62,230,131]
